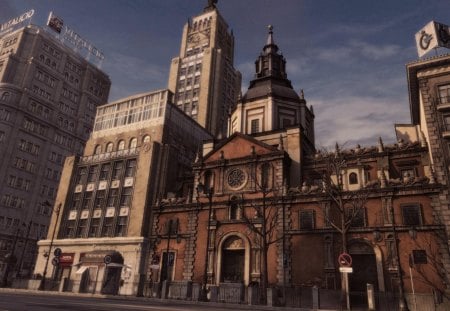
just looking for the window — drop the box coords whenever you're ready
[299,210,315,230]
[99,164,110,180]
[401,168,416,179]
[112,161,123,180]
[71,193,81,210]
[438,84,450,104]
[124,159,137,177]
[120,187,133,207]
[444,114,450,131]
[401,204,422,226]
[349,208,366,227]
[94,145,101,155]
[143,135,151,143]
[101,217,114,237]
[89,218,100,237]
[349,172,358,185]
[129,137,137,149]
[107,189,119,207]
[76,219,87,238]
[250,119,260,134]
[261,163,271,190]
[94,190,106,209]
[87,165,98,182]
[117,140,125,150]
[229,197,241,220]
[106,142,113,153]
[116,216,128,236]
[82,192,93,209]
[76,167,87,184]
[64,220,76,238]
[411,249,428,264]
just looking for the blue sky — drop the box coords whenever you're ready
[2,0,450,147]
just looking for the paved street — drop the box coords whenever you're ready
[0,290,320,311]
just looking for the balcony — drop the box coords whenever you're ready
[80,147,139,164]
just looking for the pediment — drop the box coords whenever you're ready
[203,133,279,163]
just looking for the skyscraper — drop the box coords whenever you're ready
[167,1,241,138]
[0,22,110,281]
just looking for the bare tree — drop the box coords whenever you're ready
[239,164,283,305]
[409,227,450,302]
[318,145,369,253]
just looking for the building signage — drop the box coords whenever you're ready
[415,21,450,57]
[0,9,34,35]
[46,11,105,62]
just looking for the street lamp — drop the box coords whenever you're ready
[197,182,213,302]
[1,226,22,287]
[16,220,32,278]
[38,203,61,291]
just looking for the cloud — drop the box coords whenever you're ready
[312,94,409,148]
[104,52,168,101]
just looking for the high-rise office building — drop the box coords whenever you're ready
[0,23,110,281]
[167,1,241,138]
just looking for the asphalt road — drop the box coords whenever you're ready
[0,291,269,311]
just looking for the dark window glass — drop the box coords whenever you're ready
[299,210,315,230]
[402,204,422,226]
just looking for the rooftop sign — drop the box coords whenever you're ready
[47,12,105,63]
[0,9,34,36]
[415,21,450,57]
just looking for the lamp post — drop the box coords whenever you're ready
[1,227,22,287]
[16,220,32,278]
[38,203,61,291]
[390,206,409,311]
[197,182,213,302]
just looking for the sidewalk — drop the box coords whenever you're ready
[0,287,339,311]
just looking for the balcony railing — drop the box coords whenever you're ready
[80,147,139,164]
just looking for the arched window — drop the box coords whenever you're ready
[106,142,113,153]
[349,172,358,185]
[204,170,213,191]
[261,163,271,190]
[94,144,101,155]
[229,196,241,220]
[129,137,137,149]
[142,135,151,143]
[117,140,125,150]
[1,92,10,101]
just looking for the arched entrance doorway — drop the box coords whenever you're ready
[220,236,245,283]
[348,240,379,307]
[100,251,124,295]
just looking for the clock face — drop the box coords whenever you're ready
[187,29,210,47]
[188,34,200,44]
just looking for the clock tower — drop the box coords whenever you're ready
[167,1,241,138]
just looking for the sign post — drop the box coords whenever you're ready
[338,252,353,310]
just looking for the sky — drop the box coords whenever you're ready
[2,0,450,148]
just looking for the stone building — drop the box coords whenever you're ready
[33,89,211,295]
[0,23,110,282]
[149,27,449,310]
[167,0,241,138]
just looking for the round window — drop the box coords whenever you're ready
[227,168,247,189]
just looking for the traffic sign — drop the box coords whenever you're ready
[104,255,112,264]
[338,252,353,267]
[339,267,353,273]
[51,257,60,266]
[54,248,62,257]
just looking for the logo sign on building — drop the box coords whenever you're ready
[0,9,34,36]
[47,12,63,33]
[415,21,450,57]
[46,12,105,62]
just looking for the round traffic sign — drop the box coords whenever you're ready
[54,248,62,257]
[104,255,112,264]
[338,252,352,267]
[51,257,60,266]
